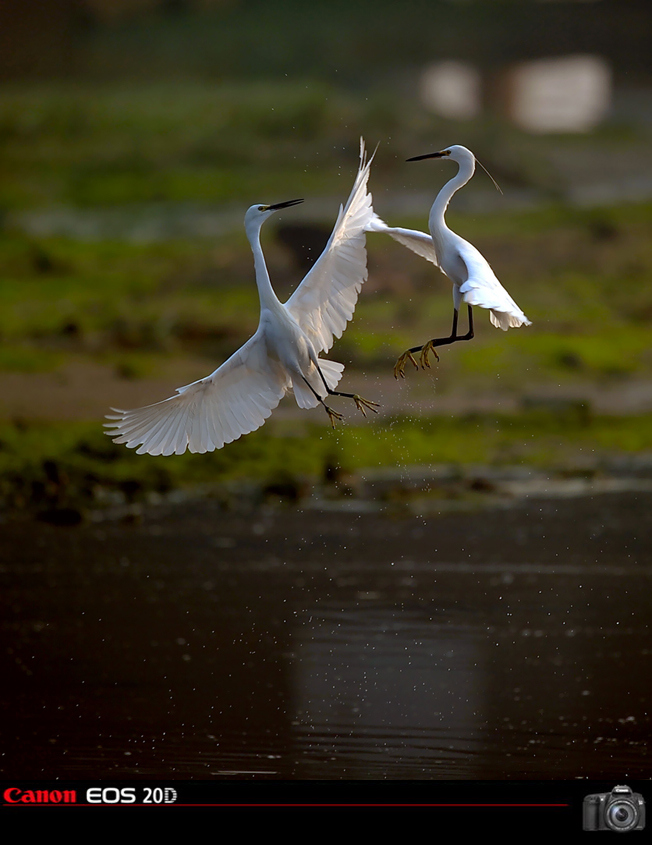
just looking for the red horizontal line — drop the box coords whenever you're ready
[5,803,571,808]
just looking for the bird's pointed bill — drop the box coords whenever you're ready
[267,198,304,211]
[406,150,451,162]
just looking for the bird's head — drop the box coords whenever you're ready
[406,145,475,166]
[244,198,304,229]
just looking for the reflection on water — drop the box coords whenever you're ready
[288,569,651,779]
[1,495,651,780]
[293,604,480,778]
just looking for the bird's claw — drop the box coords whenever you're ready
[326,406,344,429]
[393,350,419,379]
[419,341,440,369]
[353,394,380,417]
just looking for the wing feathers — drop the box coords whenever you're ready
[286,138,376,354]
[105,335,289,455]
[366,213,440,267]
[370,211,530,330]
[107,142,378,455]
[457,241,531,329]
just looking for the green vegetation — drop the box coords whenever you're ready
[0,81,389,209]
[2,194,652,381]
[2,409,651,518]
[1,80,652,516]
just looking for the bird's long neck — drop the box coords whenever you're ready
[429,156,476,234]
[247,222,281,313]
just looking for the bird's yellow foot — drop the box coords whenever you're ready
[353,394,380,417]
[325,406,344,428]
[419,340,440,369]
[393,350,419,379]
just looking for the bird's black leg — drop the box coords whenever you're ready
[301,376,343,428]
[394,305,474,377]
[459,303,474,341]
[419,304,475,367]
[314,364,380,419]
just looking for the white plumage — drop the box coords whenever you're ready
[368,144,531,376]
[105,140,377,455]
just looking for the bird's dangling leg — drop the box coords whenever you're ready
[457,304,474,341]
[325,406,344,428]
[418,339,441,370]
[301,376,343,428]
[393,349,420,380]
[315,365,380,418]
[420,305,475,366]
[396,305,475,376]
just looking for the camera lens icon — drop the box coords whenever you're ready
[607,798,639,832]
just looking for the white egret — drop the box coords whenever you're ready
[368,144,531,378]
[105,140,378,455]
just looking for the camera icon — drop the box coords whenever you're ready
[583,785,645,832]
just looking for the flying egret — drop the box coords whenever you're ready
[105,140,378,456]
[368,144,531,378]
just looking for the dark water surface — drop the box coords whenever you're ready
[1,492,650,780]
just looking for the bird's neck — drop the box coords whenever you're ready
[247,223,281,313]
[430,157,476,231]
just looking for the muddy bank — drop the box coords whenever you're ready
[4,362,652,424]
[1,490,651,780]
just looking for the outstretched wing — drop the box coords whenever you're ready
[366,213,439,267]
[105,334,290,455]
[285,138,375,354]
[457,240,531,330]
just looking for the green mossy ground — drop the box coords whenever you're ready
[1,81,651,516]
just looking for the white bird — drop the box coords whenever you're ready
[368,144,531,378]
[105,140,378,456]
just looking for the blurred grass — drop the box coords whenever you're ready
[2,78,628,209]
[1,80,652,513]
[0,81,390,209]
[2,410,651,517]
[2,196,652,380]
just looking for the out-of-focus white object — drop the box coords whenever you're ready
[507,54,611,133]
[420,61,482,121]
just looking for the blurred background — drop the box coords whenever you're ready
[1,0,652,515]
[3,0,652,786]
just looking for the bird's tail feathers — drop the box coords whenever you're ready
[290,359,345,410]
[489,309,532,331]
[318,358,345,390]
[291,378,320,410]
[460,279,531,330]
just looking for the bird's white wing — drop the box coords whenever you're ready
[457,240,531,330]
[366,213,439,267]
[285,138,375,354]
[105,333,290,455]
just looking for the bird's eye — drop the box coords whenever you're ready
[258,206,266,211]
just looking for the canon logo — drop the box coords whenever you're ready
[4,788,77,804]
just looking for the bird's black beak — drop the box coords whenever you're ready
[406,151,450,162]
[267,198,304,211]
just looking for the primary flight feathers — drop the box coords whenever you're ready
[105,139,376,455]
[107,141,533,453]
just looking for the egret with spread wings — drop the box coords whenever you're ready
[106,140,377,456]
[368,144,531,378]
